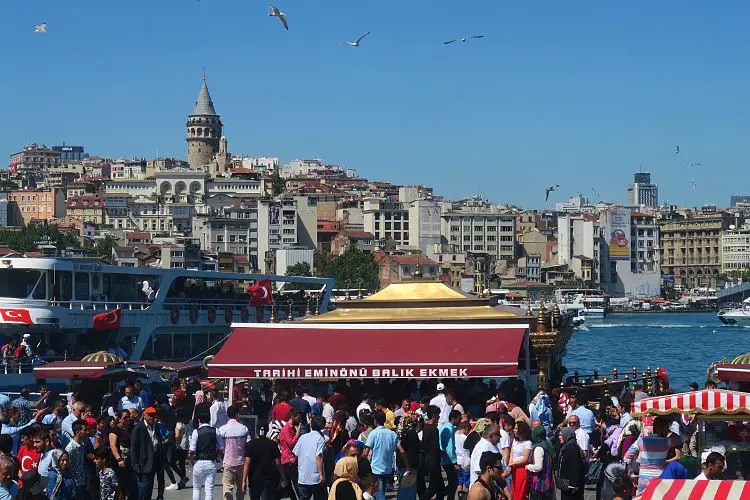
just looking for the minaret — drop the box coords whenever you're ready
[186,72,222,169]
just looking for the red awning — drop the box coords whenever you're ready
[208,323,528,379]
[34,360,124,379]
[641,479,750,499]
[632,389,750,417]
[717,363,750,382]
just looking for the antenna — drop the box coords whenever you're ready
[203,66,207,81]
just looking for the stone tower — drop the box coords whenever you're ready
[186,75,222,169]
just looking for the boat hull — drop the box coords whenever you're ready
[718,310,750,326]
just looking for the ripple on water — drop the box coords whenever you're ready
[562,312,750,392]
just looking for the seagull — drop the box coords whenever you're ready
[444,35,484,45]
[691,181,696,190]
[341,32,370,47]
[545,184,559,201]
[676,145,680,155]
[268,5,288,30]
[689,162,703,167]
[33,23,47,33]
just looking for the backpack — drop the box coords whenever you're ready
[530,445,554,494]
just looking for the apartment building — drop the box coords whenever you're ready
[67,195,106,225]
[363,198,412,247]
[721,228,750,274]
[441,207,516,263]
[8,188,66,225]
[557,214,601,286]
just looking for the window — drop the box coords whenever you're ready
[487,226,496,232]
[474,226,483,231]
[217,235,224,242]
[74,272,90,301]
[463,235,470,241]
[474,236,482,241]
[385,222,392,230]
[451,226,460,232]
[474,245,483,250]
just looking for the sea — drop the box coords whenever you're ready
[563,312,750,392]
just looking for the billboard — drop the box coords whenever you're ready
[607,208,631,261]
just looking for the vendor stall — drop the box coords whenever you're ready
[641,479,750,499]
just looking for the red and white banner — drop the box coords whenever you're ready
[632,389,750,416]
[92,308,122,331]
[0,308,33,324]
[248,279,273,307]
[640,479,750,499]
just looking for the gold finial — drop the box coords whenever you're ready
[270,302,278,323]
[613,368,618,380]
[314,298,320,315]
[287,299,294,321]
[304,297,311,316]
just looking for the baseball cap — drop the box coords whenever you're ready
[437,383,445,391]
[23,333,30,338]
[143,407,158,415]
[21,470,49,495]
[85,417,97,429]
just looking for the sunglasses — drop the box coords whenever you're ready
[568,421,579,426]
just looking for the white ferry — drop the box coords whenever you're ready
[0,257,334,381]
[718,297,750,326]
[555,288,608,317]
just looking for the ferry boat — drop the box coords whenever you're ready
[0,257,333,384]
[555,288,608,317]
[717,297,750,326]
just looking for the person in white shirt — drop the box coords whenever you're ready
[209,391,228,429]
[430,383,448,424]
[216,405,249,500]
[469,424,501,485]
[497,414,514,467]
[302,388,316,409]
[567,416,591,461]
[696,451,725,480]
[320,394,335,427]
[356,395,372,421]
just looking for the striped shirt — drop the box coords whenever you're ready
[624,435,671,492]
[217,419,249,467]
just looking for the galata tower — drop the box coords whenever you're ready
[186,74,222,169]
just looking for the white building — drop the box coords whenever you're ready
[399,187,441,261]
[233,156,279,174]
[280,159,357,179]
[626,172,658,208]
[557,214,601,285]
[441,203,516,264]
[363,198,412,247]
[722,227,750,274]
[0,193,8,227]
[555,195,594,213]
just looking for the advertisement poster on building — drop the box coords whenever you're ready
[608,208,631,260]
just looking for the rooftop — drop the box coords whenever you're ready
[191,77,218,116]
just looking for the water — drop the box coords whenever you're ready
[563,312,750,392]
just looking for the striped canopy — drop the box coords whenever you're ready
[632,389,750,416]
[640,479,750,499]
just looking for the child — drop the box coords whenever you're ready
[455,421,471,500]
[94,447,120,500]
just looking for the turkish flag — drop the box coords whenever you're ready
[92,308,122,331]
[248,279,273,307]
[0,309,33,324]
[9,162,17,173]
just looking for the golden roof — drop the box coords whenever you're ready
[81,351,123,364]
[302,280,526,323]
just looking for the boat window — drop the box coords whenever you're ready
[75,272,90,300]
[0,269,43,299]
[53,271,73,302]
[32,272,47,300]
[192,333,209,355]
[101,273,160,302]
[174,335,190,359]
[152,334,172,359]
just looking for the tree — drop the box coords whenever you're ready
[94,235,119,258]
[0,224,80,253]
[286,261,312,277]
[323,246,379,290]
[0,180,19,191]
[270,173,286,195]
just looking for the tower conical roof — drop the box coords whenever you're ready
[192,77,217,116]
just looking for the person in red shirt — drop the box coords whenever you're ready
[17,428,48,478]
[272,392,293,422]
[278,409,302,500]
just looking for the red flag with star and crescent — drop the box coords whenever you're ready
[248,279,273,307]
[0,309,33,324]
[92,308,122,331]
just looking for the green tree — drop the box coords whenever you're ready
[0,224,80,252]
[0,180,19,191]
[270,173,286,195]
[324,246,379,290]
[286,261,312,277]
[94,234,119,258]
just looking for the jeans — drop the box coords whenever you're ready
[374,473,392,500]
[136,472,155,500]
[443,464,457,500]
[193,460,218,500]
[222,464,245,500]
[297,483,326,500]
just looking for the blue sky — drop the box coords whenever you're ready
[2,1,750,208]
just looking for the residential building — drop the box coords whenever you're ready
[433,244,466,289]
[721,227,750,274]
[363,198,412,247]
[518,228,554,266]
[280,159,357,179]
[9,144,61,172]
[110,158,147,179]
[555,195,593,213]
[659,211,730,288]
[276,248,314,276]
[0,193,9,227]
[557,214,601,286]
[52,144,88,163]
[516,255,541,282]
[66,195,105,225]
[626,172,658,208]
[44,163,85,188]
[332,230,375,256]
[374,252,439,288]
[730,195,750,208]
[232,156,279,174]
[8,188,66,225]
[441,203,516,267]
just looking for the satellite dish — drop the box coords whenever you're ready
[730,225,736,230]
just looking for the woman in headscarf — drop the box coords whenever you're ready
[526,426,555,500]
[463,417,488,456]
[44,450,74,500]
[329,456,362,500]
[396,411,422,500]
[556,427,585,500]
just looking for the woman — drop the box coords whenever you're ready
[506,420,533,499]
[109,410,136,500]
[329,456,362,500]
[557,427,585,500]
[45,450,74,500]
[463,418,488,457]
[173,408,192,489]
[617,422,643,460]
[526,426,555,500]
[396,411,422,500]
[325,411,351,485]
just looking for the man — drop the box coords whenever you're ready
[394,399,410,420]
[329,385,347,412]
[218,404,250,500]
[318,394,334,426]
[210,391,229,429]
[356,394,372,421]
[632,384,648,402]
[134,380,152,408]
[617,397,632,429]
[301,387,316,409]
[117,383,144,413]
[289,386,312,433]
[374,399,396,430]
[364,411,409,500]
[623,416,674,494]
[431,383,448,424]
[439,410,461,500]
[243,423,286,500]
[469,424,501,486]
[61,401,85,447]
[66,419,90,500]
[11,388,35,426]
[18,428,48,477]
[467,452,506,500]
[446,389,465,416]
[131,407,164,500]
[191,410,219,500]
[420,406,445,500]
[272,392,293,422]
[567,415,591,461]
[279,409,301,500]
[498,414,514,467]
[2,406,43,455]
[232,380,247,405]
[42,399,66,433]
[565,393,595,433]
[292,415,326,500]
[696,451,725,480]
[0,455,18,500]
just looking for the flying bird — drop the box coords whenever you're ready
[545,184,559,201]
[676,145,680,155]
[341,32,370,47]
[444,35,484,45]
[33,23,47,33]
[268,5,288,30]
[689,162,702,167]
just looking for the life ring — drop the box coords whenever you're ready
[224,306,233,323]
[240,306,249,322]
[170,307,179,324]
[207,305,216,324]
[189,304,199,324]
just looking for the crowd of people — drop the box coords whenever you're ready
[0,376,733,500]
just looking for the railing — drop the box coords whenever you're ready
[50,301,152,311]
